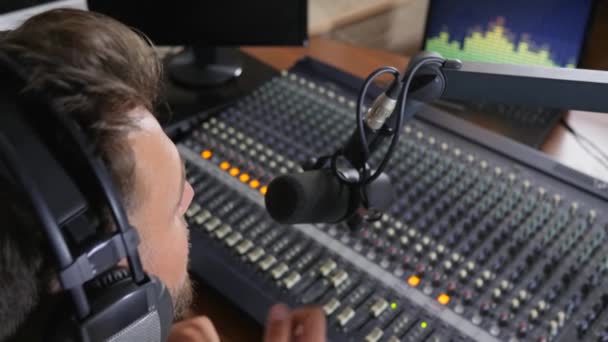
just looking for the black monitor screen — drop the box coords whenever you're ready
[88,1,308,46]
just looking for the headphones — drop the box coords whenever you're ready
[0,48,173,340]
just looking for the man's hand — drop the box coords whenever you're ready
[264,304,326,342]
[168,316,220,342]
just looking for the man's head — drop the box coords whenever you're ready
[0,8,194,340]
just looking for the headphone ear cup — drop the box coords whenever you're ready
[148,274,174,341]
[56,267,173,342]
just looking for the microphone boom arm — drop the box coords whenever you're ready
[390,52,608,131]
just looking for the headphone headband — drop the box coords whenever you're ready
[0,46,173,341]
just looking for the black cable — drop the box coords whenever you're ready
[365,57,445,184]
[560,118,608,170]
[355,66,400,162]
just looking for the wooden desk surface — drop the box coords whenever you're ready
[194,37,608,341]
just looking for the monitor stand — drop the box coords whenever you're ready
[167,46,243,88]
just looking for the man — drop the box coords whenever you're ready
[0,8,325,342]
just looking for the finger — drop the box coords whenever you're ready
[264,303,292,342]
[168,316,220,342]
[290,307,326,342]
[192,316,220,342]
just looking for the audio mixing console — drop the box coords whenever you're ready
[177,57,608,342]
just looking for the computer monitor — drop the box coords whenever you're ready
[0,0,86,31]
[88,1,308,87]
[423,0,594,68]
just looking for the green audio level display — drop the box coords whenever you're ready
[426,17,575,68]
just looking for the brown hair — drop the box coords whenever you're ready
[0,8,162,340]
[0,7,162,207]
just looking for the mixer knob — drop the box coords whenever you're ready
[421,236,431,246]
[415,263,426,277]
[519,290,529,302]
[516,321,529,338]
[529,309,539,322]
[491,256,506,272]
[507,242,519,256]
[525,252,536,265]
[498,311,510,326]
[428,251,438,265]
[511,298,521,311]
[528,274,541,292]
[480,301,491,316]
[431,272,442,286]
[493,288,503,301]
[436,244,446,255]
[386,246,400,260]
[443,260,454,273]
[429,226,442,239]
[546,284,561,303]
[446,235,457,247]
[474,278,485,291]
[588,209,597,223]
[577,319,590,337]
[602,293,608,306]
[446,281,458,295]
[459,242,472,256]
[463,290,473,305]
[549,320,559,337]
[491,236,502,248]
[597,331,608,342]
[571,201,579,213]
[561,271,573,286]
[402,255,414,269]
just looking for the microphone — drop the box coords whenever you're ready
[264,168,394,226]
[265,69,405,228]
[264,54,457,228]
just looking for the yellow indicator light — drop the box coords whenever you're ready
[229,167,240,176]
[220,162,230,170]
[239,173,250,183]
[249,180,260,189]
[407,276,420,287]
[421,321,428,329]
[438,294,450,305]
[201,150,213,159]
[260,186,268,195]
[391,303,398,310]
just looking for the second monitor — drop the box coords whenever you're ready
[88,0,308,87]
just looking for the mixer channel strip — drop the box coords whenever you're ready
[180,60,608,341]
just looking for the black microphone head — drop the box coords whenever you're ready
[265,169,354,225]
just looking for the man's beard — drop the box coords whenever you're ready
[171,275,193,321]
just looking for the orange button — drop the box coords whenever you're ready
[260,186,268,195]
[220,161,230,170]
[239,173,250,183]
[407,276,420,287]
[229,167,240,176]
[438,294,450,305]
[249,179,260,189]
[201,150,213,159]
